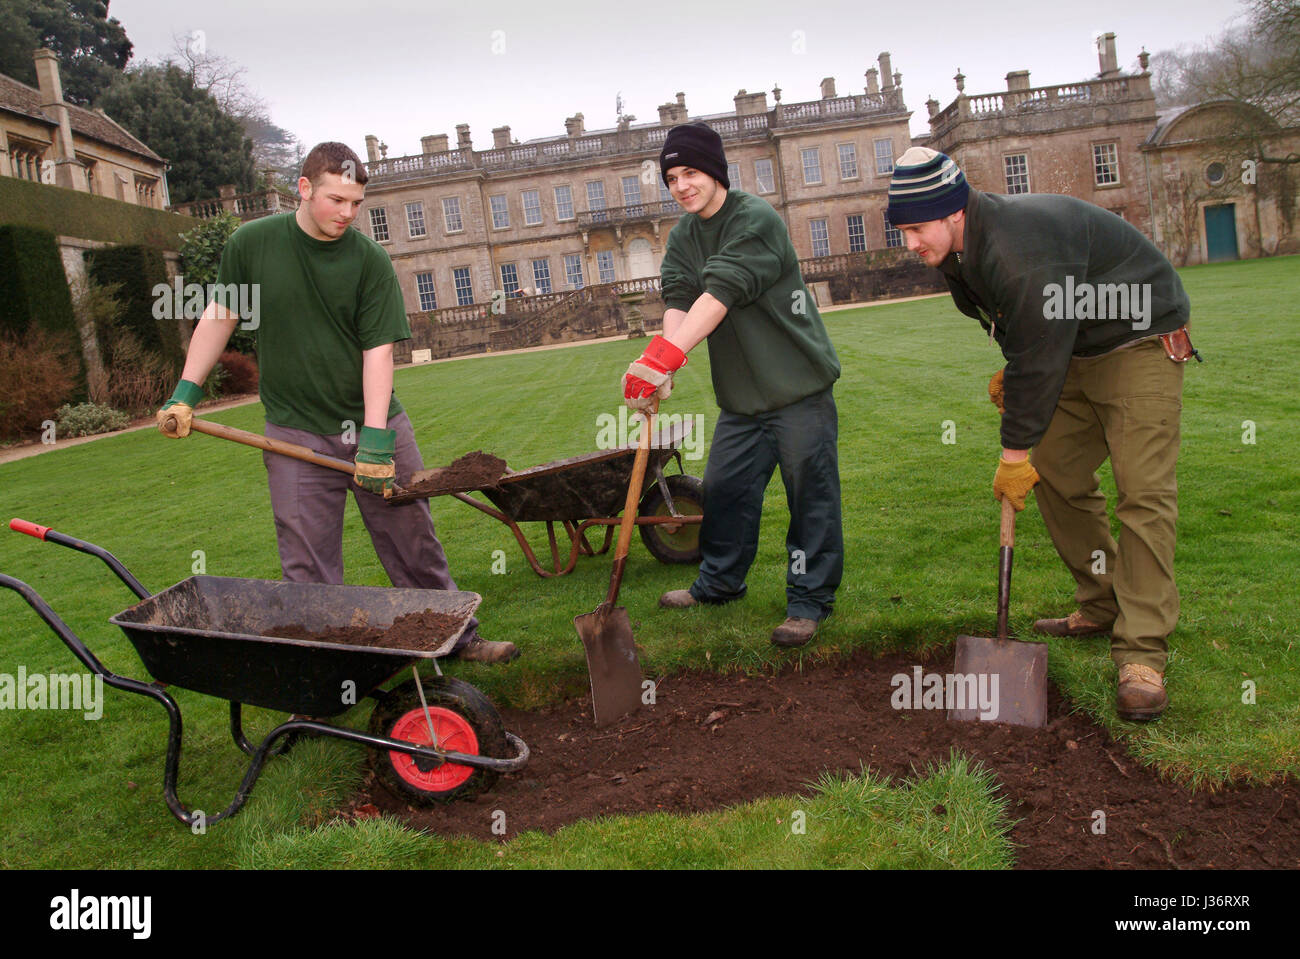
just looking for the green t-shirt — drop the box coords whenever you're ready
[660,190,840,416]
[213,213,409,435]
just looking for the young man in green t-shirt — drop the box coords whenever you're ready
[623,122,843,647]
[156,142,516,663]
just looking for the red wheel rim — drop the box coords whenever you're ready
[388,706,479,792]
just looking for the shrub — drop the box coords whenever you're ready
[179,213,252,355]
[0,327,79,440]
[55,402,131,438]
[216,350,258,394]
[0,225,86,400]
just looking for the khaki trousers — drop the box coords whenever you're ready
[1031,338,1183,671]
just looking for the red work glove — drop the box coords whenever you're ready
[623,335,687,412]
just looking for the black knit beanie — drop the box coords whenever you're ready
[660,122,729,189]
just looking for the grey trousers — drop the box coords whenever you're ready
[690,387,843,620]
[262,411,480,646]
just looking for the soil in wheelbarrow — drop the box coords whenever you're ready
[400,451,509,498]
[263,609,464,651]
[343,648,1300,869]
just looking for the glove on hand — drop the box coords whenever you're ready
[156,379,205,437]
[988,368,1006,415]
[993,456,1039,512]
[354,426,397,498]
[624,335,687,412]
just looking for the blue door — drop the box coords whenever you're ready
[1204,204,1239,262]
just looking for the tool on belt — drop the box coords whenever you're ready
[1159,325,1202,363]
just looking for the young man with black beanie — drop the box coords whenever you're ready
[887,146,1194,720]
[623,122,843,647]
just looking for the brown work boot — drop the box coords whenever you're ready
[659,589,699,609]
[770,617,818,648]
[1033,610,1112,638]
[454,636,519,664]
[1116,663,1167,721]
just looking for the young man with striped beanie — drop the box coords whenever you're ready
[622,122,843,648]
[887,146,1195,721]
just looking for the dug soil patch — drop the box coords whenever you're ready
[345,648,1299,869]
[263,609,464,651]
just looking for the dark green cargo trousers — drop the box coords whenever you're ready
[1032,338,1184,671]
[690,387,843,620]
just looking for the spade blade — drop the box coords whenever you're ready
[573,603,644,727]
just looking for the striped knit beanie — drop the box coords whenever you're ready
[887,147,969,224]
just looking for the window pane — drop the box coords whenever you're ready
[453,267,473,306]
[874,139,894,175]
[755,158,775,193]
[368,207,389,241]
[522,190,542,225]
[883,212,903,249]
[1093,143,1119,186]
[405,201,426,238]
[801,148,822,185]
[564,253,585,289]
[847,214,866,253]
[1004,154,1030,194]
[727,162,741,190]
[810,218,829,257]
[489,194,510,229]
[622,175,641,211]
[555,185,574,220]
[586,181,606,209]
[442,196,463,232]
[415,271,437,311]
[838,144,858,180]
[500,263,519,295]
[532,258,552,294]
[596,250,615,284]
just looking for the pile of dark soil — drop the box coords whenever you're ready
[344,648,1299,869]
[264,609,464,651]
[395,451,508,501]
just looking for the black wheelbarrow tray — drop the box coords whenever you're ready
[3,519,528,829]
[407,416,704,577]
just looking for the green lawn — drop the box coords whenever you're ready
[1,255,1295,868]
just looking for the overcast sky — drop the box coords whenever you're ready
[109,0,1244,160]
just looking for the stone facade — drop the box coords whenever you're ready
[355,53,917,320]
[0,50,168,207]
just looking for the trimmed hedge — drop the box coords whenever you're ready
[85,244,182,375]
[0,224,86,399]
[0,175,200,249]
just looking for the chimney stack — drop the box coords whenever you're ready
[421,134,449,154]
[456,124,472,150]
[492,125,511,149]
[1006,70,1031,92]
[364,135,380,162]
[31,49,85,189]
[878,52,893,91]
[564,113,585,137]
[1097,32,1118,76]
[820,77,837,99]
[865,67,879,96]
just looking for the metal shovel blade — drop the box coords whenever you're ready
[573,603,644,727]
[948,634,1048,728]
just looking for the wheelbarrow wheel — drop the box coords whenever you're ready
[368,676,507,805]
[638,474,703,564]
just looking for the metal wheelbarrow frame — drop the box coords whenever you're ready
[440,419,705,578]
[3,519,529,829]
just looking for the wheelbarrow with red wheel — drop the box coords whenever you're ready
[396,417,704,577]
[2,519,529,828]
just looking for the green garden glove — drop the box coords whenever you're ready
[993,456,1039,512]
[354,426,397,498]
[156,379,205,438]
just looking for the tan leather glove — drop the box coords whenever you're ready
[988,368,1005,415]
[993,457,1039,512]
[156,379,204,438]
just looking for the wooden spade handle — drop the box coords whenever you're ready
[605,400,657,606]
[1000,496,1016,548]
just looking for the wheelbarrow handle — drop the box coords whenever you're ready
[169,416,407,497]
[10,518,151,599]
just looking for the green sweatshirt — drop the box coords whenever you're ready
[660,190,840,415]
[941,189,1190,449]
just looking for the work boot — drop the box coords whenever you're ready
[1116,663,1167,721]
[770,617,818,648]
[454,636,519,664]
[1033,610,1112,638]
[659,589,699,609]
